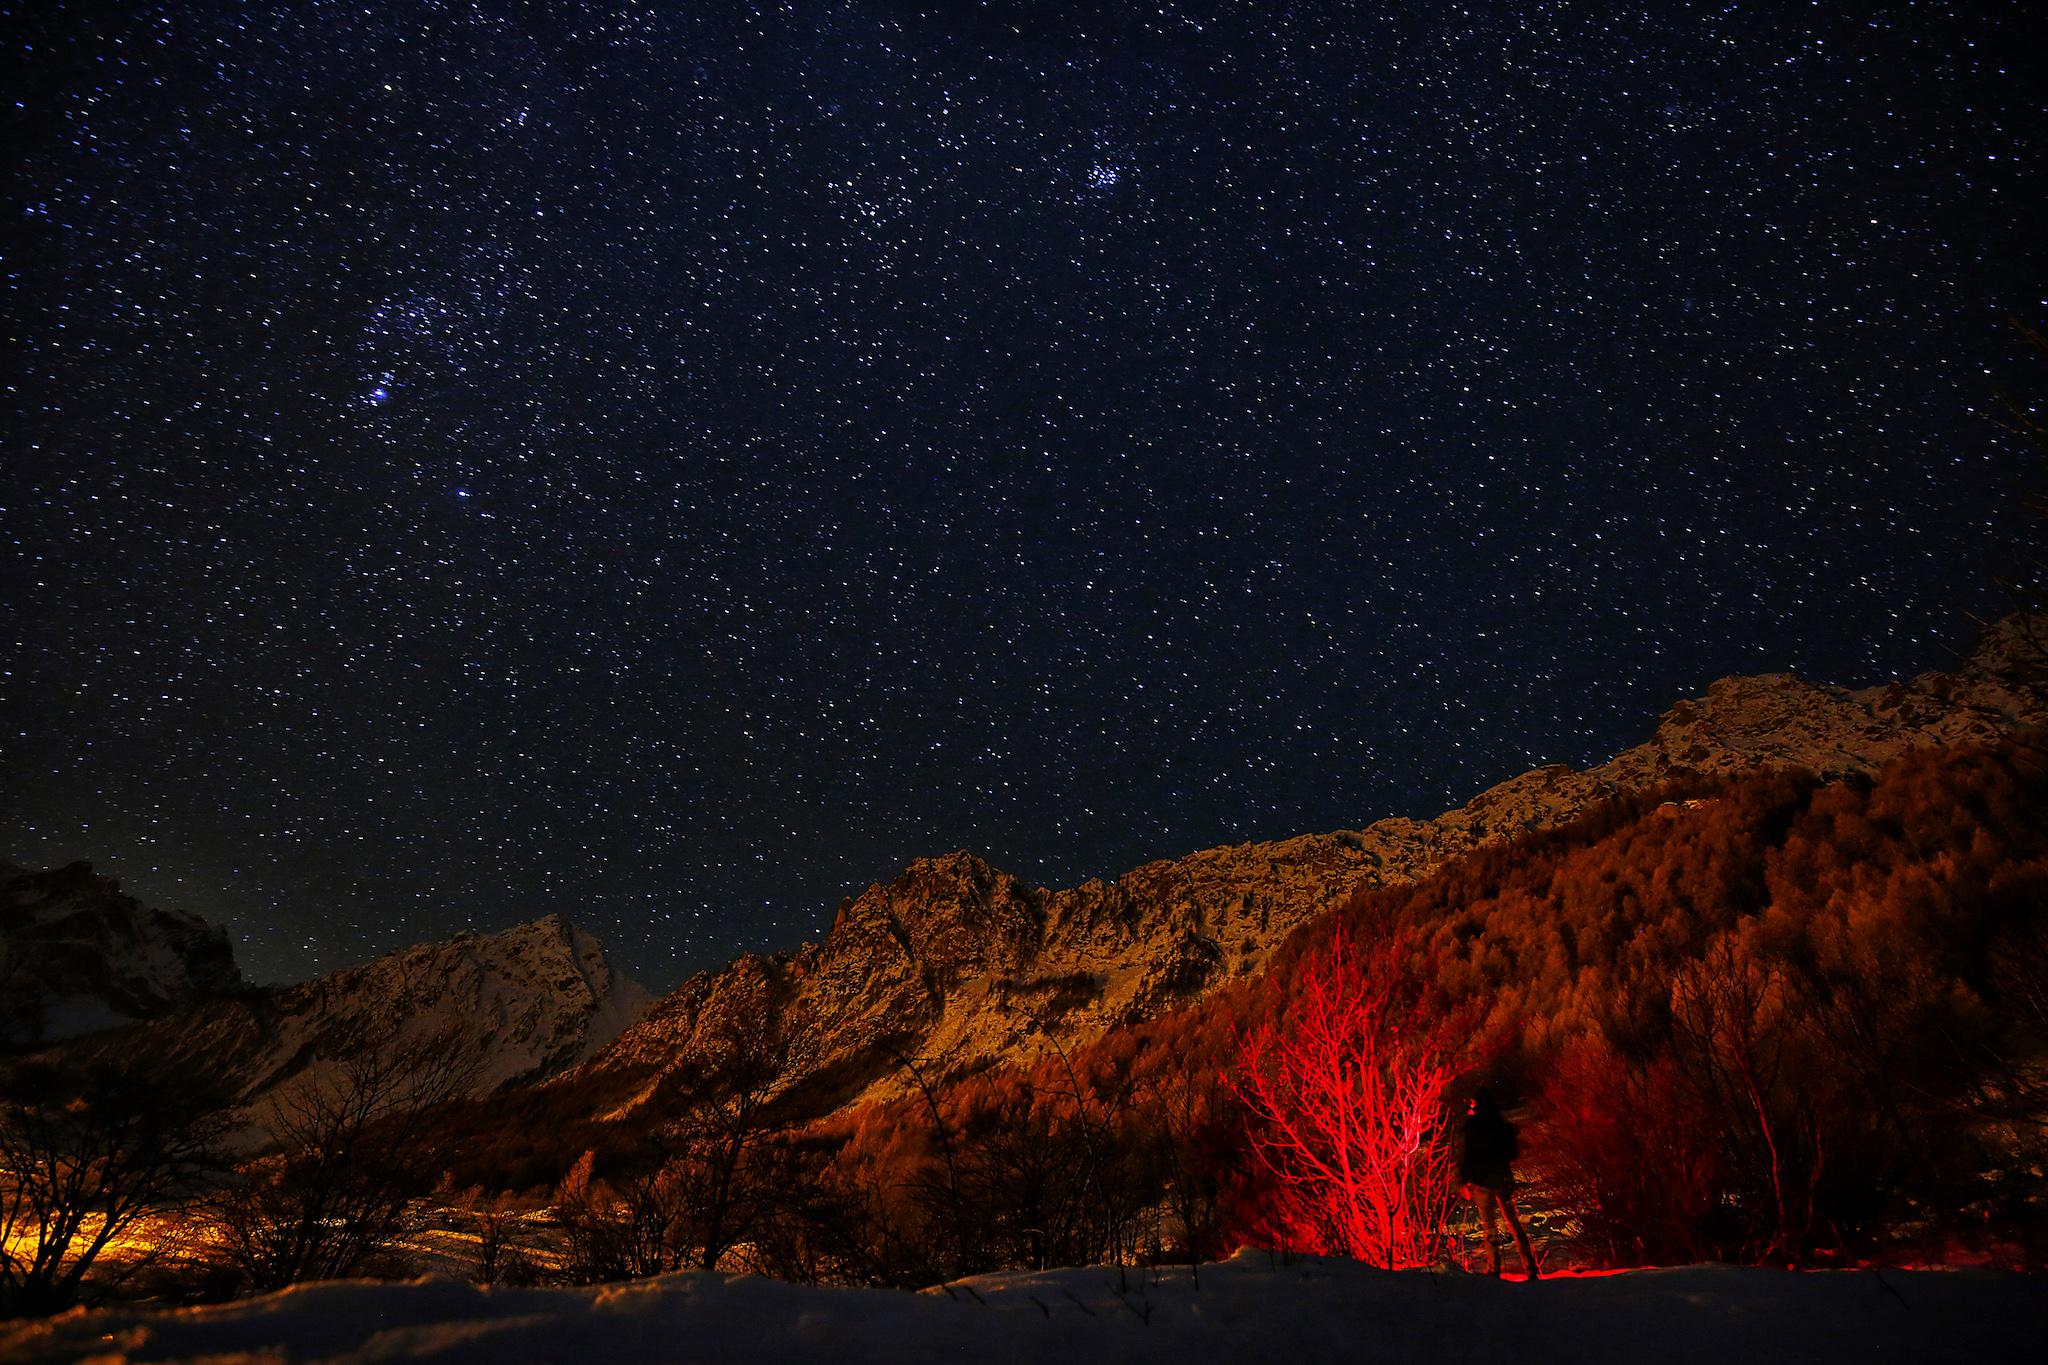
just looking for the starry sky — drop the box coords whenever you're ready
[6,2,2045,991]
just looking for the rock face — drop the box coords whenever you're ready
[582,617,2047,1119]
[53,915,652,1122]
[0,860,244,1048]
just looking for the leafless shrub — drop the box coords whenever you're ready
[0,1060,227,1317]
[551,1151,693,1282]
[451,1186,528,1286]
[208,1026,479,1292]
[552,984,806,1282]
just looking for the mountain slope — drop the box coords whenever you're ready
[55,914,652,1120]
[0,859,244,1048]
[574,617,2046,1121]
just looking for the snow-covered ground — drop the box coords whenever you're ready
[4,1251,2044,1364]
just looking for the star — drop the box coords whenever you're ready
[3,2,2035,990]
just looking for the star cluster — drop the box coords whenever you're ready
[6,2,2043,987]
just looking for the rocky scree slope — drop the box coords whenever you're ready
[0,859,243,1048]
[578,618,2047,1121]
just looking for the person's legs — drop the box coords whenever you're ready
[1497,1190,1539,1280]
[1476,1188,1502,1275]
[1454,1185,1477,1271]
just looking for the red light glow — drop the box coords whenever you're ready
[1232,933,1463,1269]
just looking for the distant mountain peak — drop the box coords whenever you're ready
[235,914,655,1097]
[0,859,244,1048]
[22,900,653,1134]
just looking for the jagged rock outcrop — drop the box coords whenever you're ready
[0,860,244,1048]
[577,616,2046,1122]
[51,914,651,1125]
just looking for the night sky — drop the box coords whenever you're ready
[6,2,2044,991]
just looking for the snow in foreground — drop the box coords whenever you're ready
[4,1251,2044,1365]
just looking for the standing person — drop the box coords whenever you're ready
[1457,1087,1540,1279]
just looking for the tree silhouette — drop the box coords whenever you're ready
[0,1060,226,1317]
[209,1026,478,1291]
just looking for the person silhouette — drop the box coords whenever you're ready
[1457,1087,1539,1279]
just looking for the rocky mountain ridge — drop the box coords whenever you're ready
[53,913,653,1117]
[578,617,2047,1120]
[0,859,245,1048]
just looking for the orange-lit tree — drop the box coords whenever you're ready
[1232,931,1466,1268]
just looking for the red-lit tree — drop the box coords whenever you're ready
[1232,931,1466,1268]
[1536,1034,1720,1266]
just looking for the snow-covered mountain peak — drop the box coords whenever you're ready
[43,910,653,1129]
[0,860,244,1048]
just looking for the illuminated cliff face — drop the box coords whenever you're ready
[9,620,2039,1138]
[572,618,2047,1123]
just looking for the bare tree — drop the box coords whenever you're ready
[450,1186,527,1286]
[209,1027,479,1291]
[552,1153,693,1282]
[885,1039,973,1280]
[949,1077,1091,1272]
[1145,1045,1229,1277]
[1980,910,2048,1123]
[0,1060,226,1317]
[553,984,807,1281]
[1668,934,1827,1264]
[1021,1013,1149,1273]
[662,1010,793,1271]
[741,1135,897,1286]
[1232,932,1466,1269]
